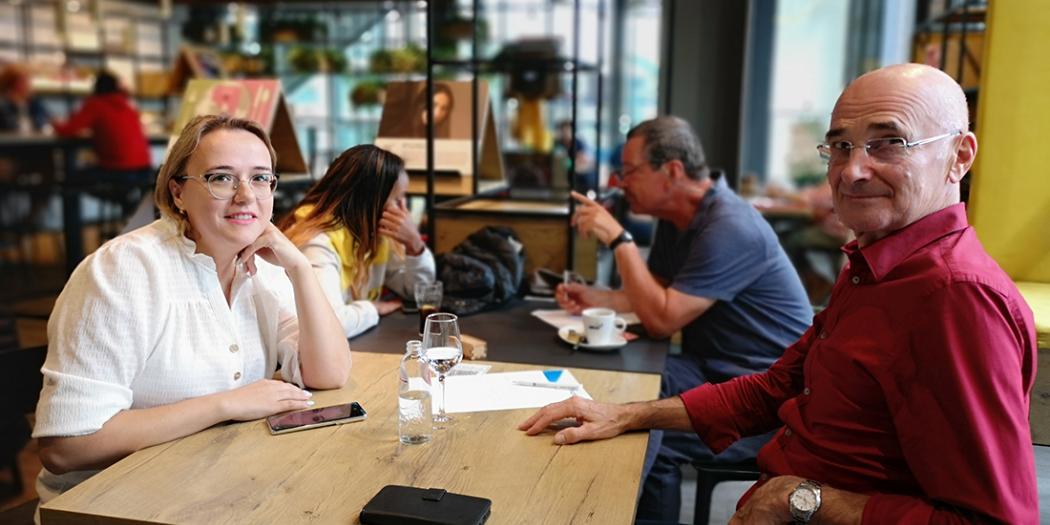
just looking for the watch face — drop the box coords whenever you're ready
[790,488,817,512]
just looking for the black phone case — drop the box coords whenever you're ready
[360,485,491,525]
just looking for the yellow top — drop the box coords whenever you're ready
[293,206,390,299]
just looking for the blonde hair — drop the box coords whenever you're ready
[154,115,277,231]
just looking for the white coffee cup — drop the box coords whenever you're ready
[581,307,627,345]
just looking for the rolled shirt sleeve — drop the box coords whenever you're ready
[34,242,159,437]
[383,246,437,300]
[301,235,380,338]
[679,326,812,452]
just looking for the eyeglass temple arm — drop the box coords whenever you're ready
[907,130,963,148]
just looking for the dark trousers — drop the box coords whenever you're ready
[635,353,775,522]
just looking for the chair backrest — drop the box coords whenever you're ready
[0,345,47,416]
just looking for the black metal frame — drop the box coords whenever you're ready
[421,0,608,272]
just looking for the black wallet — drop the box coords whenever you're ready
[360,485,492,525]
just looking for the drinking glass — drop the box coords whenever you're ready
[414,281,444,335]
[422,312,462,427]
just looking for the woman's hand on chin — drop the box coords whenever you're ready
[379,200,425,256]
[238,223,310,275]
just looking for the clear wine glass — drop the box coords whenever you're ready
[422,312,462,427]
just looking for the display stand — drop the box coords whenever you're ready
[374,80,504,196]
[419,0,606,279]
[168,79,307,176]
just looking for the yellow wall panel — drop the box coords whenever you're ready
[970,0,1050,282]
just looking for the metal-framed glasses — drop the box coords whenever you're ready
[179,172,278,200]
[817,130,963,164]
[611,163,643,181]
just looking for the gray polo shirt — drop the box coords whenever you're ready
[648,180,812,383]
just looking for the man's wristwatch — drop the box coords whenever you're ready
[607,229,634,251]
[789,479,822,523]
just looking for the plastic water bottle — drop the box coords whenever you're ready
[399,340,433,444]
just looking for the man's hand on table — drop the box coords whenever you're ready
[518,397,633,445]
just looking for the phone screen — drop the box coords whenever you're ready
[266,402,366,434]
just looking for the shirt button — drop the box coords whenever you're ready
[229,344,239,353]
[234,372,242,381]
[819,331,828,339]
[804,387,811,395]
[851,276,861,284]
[784,428,793,437]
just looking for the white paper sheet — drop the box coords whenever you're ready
[447,363,491,376]
[438,370,591,414]
[531,309,641,330]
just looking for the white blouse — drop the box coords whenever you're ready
[33,218,303,503]
[301,232,436,338]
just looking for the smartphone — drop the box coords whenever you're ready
[266,402,367,435]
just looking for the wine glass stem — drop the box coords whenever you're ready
[439,374,447,418]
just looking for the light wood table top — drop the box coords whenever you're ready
[41,352,661,525]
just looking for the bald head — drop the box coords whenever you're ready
[837,63,969,135]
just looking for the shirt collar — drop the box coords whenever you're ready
[843,203,969,281]
[158,217,248,281]
[684,176,727,231]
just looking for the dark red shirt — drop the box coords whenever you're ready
[680,203,1038,523]
[53,92,150,171]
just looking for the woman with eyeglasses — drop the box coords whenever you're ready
[32,115,350,505]
[279,144,435,338]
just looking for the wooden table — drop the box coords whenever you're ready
[353,299,669,375]
[41,352,661,525]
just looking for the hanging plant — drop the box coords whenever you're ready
[350,80,386,107]
[287,46,320,73]
[370,49,395,74]
[322,49,348,73]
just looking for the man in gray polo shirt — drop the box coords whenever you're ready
[558,116,812,521]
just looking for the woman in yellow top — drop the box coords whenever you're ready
[280,145,436,338]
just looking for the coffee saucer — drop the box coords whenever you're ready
[557,325,628,352]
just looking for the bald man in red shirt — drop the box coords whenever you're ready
[520,63,1038,524]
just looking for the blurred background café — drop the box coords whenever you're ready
[1,0,1047,523]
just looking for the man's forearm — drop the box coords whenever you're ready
[598,288,633,312]
[624,396,694,433]
[614,242,678,335]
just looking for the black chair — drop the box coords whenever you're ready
[691,457,761,525]
[0,345,47,497]
[0,497,39,525]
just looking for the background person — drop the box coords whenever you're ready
[52,70,153,220]
[523,64,1037,523]
[0,64,49,133]
[33,114,350,506]
[280,144,436,339]
[558,116,813,522]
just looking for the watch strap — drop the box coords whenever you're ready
[608,229,634,251]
